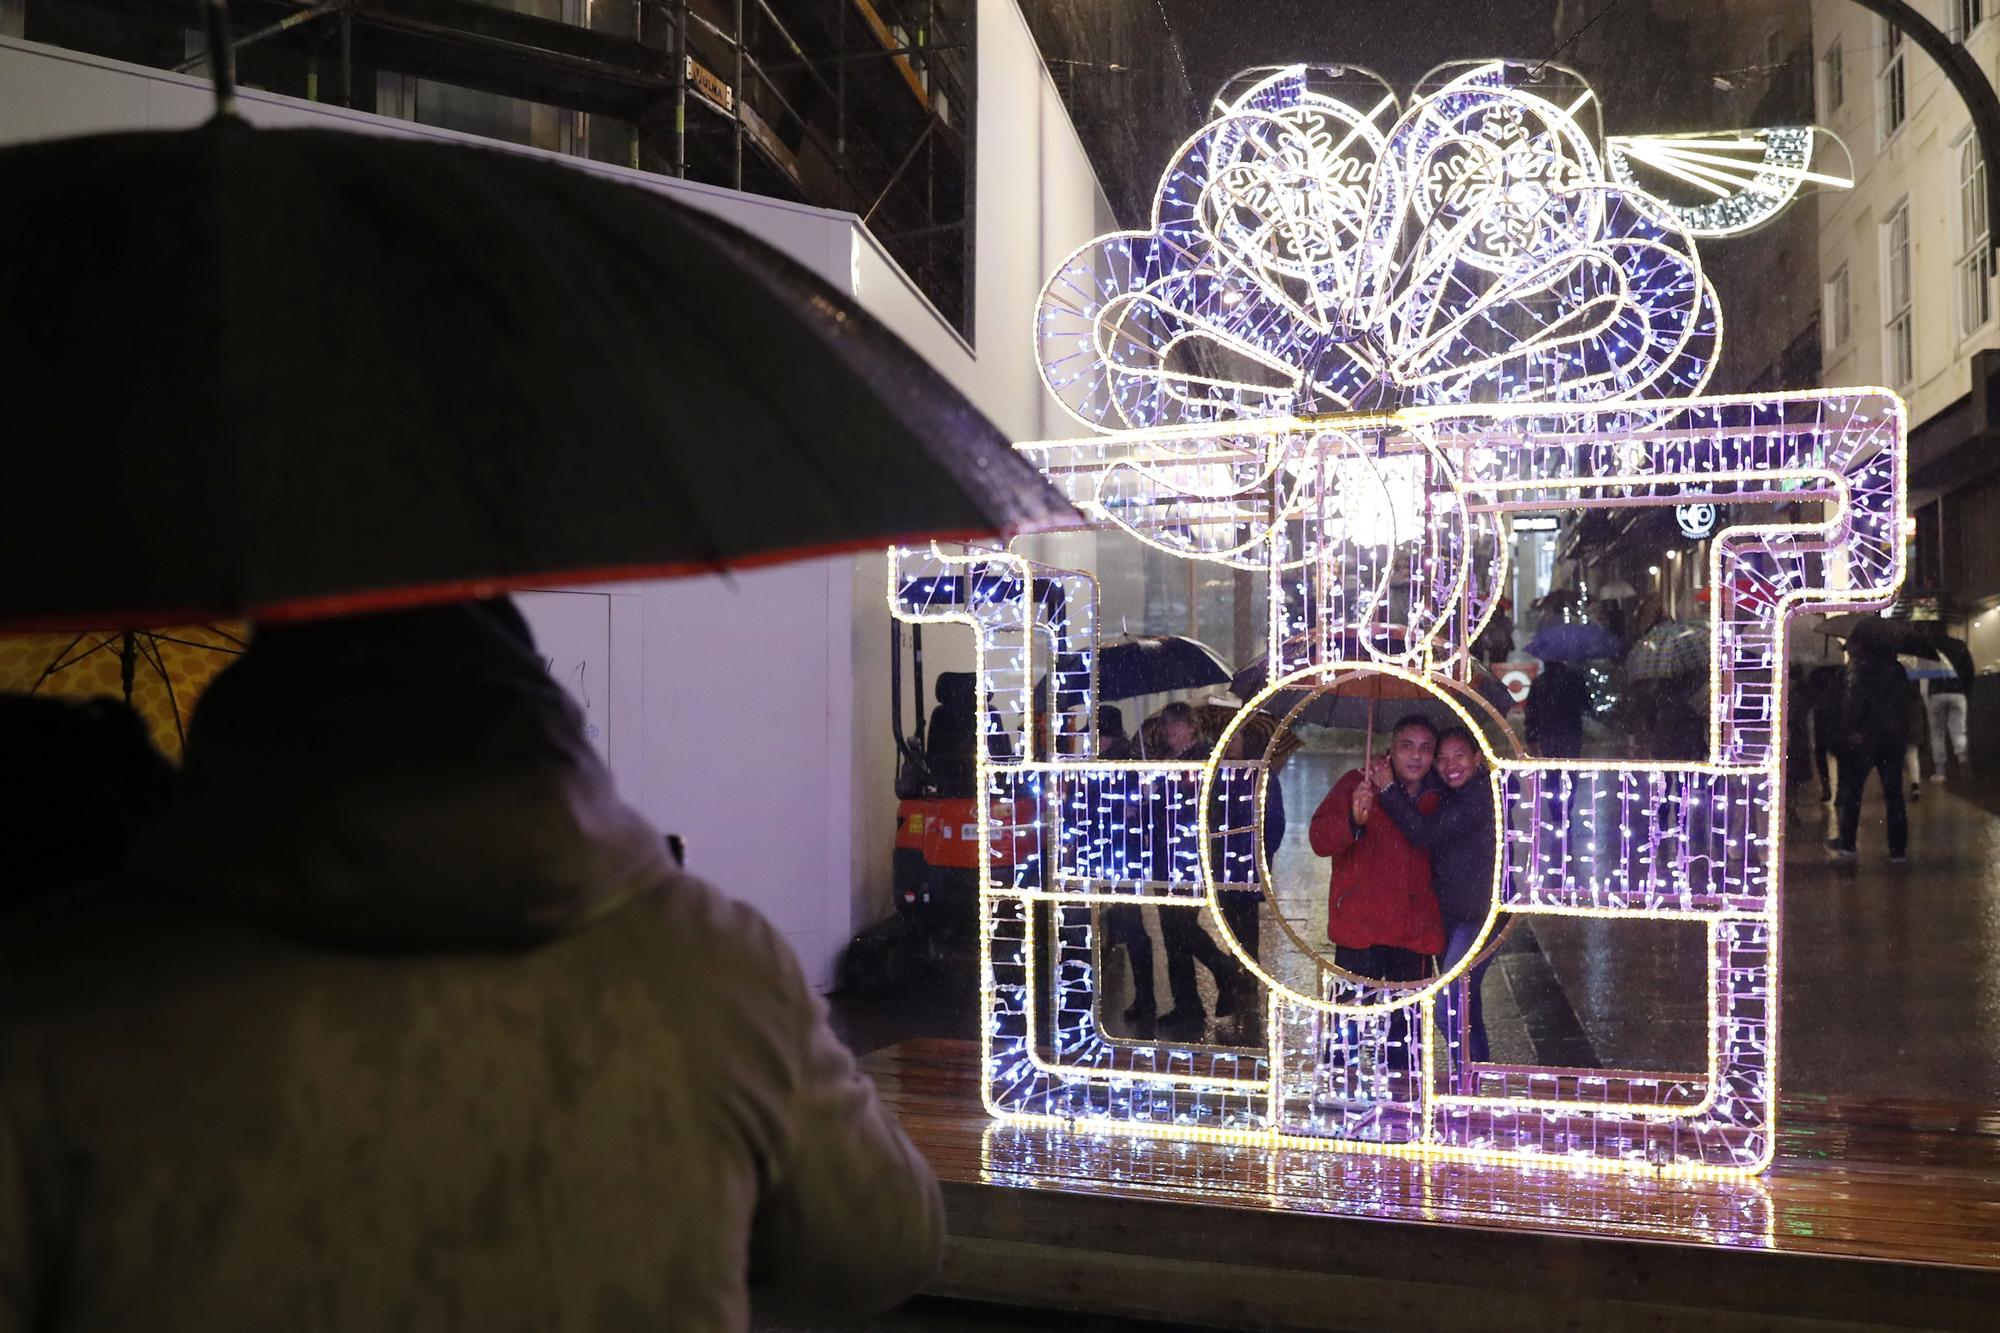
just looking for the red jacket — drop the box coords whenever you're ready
[1308,770,1446,955]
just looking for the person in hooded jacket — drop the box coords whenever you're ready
[0,600,941,1333]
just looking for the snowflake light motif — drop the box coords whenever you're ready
[1036,63,1719,428]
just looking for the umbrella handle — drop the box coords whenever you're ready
[203,1,238,116]
[1362,671,1381,759]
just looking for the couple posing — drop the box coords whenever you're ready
[1307,714,1495,1063]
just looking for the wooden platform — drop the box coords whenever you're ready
[864,1039,2000,1331]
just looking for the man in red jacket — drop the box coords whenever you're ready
[1308,713,1447,982]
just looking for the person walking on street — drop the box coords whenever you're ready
[1926,671,1971,781]
[1525,660,1589,759]
[1828,640,1912,863]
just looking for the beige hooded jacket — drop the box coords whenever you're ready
[0,602,940,1332]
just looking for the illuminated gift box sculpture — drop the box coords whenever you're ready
[893,63,1902,1176]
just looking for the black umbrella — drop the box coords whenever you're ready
[1050,635,1232,703]
[1819,615,1940,658]
[0,14,1073,630]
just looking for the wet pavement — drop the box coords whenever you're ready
[807,763,2000,1330]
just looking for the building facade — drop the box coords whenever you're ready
[1813,0,2000,667]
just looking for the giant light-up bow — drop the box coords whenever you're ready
[1037,64,1719,430]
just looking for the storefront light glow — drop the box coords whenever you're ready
[892,61,1903,1178]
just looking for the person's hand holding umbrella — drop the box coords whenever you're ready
[1351,777,1376,826]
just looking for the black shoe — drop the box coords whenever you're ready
[1825,839,1856,860]
[1156,1008,1207,1041]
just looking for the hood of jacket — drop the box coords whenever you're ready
[133,599,671,949]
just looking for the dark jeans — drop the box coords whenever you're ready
[1105,903,1155,1015]
[1161,896,1258,1016]
[1436,916,1491,1066]
[1332,943,1431,1061]
[1835,740,1908,856]
[1332,943,1429,982]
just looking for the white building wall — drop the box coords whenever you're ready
[1813,0,2000,424]
[0,0,1114,988]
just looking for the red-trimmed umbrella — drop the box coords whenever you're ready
[0,18,1073,631]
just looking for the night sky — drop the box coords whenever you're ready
[1155,0,1567,106]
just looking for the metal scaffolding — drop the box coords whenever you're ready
[32,0,976,333]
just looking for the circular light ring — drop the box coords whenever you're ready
[1199,661,1506,1016]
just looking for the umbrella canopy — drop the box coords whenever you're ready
[0,626,243,754]
[1075,635,1232,702]
[1594,580,1639,602]
[1818,615,1941,658]
[1523,622,1622,663]
[1812,613,1869,639]
[1625,619,1708,681]
[1232,634,1513,719]
[1227,628,1439,698]
[1279,673,1461,736]
[0,113,1074,630]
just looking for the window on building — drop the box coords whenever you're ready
[1959,135,1992,336]
[1957,1,1986,42]
[1879,21,1907,141]
[1884,200,1914,385]
[1824,265,1851,353]
[1821,39,1844,114]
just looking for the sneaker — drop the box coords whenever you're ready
[1825,840,1857,860]
[1889,852,1909,864]
[1930,773,1947,784]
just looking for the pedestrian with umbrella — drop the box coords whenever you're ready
[1623,611,1710,760]
[1523,620,1619,760]
[0,5,1080,1324]
[1048,634,1231,760]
